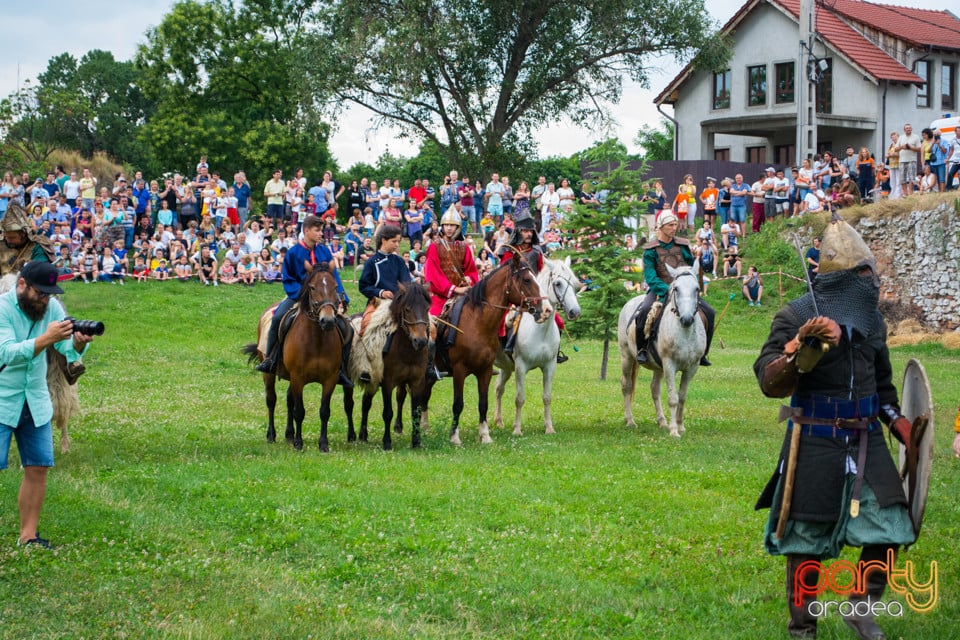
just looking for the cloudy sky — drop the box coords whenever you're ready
[0,0,945,170]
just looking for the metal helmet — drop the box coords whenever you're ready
[440,205,460,227]
[818,218,875,274]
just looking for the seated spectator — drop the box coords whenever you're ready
[132,255,150,283]
[722,250,742,279]
[219,260,239,285]
[836,174,861,207]
[174,255,193,281]
[719,219,740,251]
[742,266,764,306]
[237,253,257,286]
[257,247,274,277]
[153,258,170,281]
[223,242,244,267]
[195,245,219,286]
[919,164,937,194]
[98,246,125,284]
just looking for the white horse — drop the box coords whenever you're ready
[617,265,706,437]
[494,256,581,435]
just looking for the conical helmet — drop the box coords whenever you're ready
[818,218,875,274]
[1,202,32,234]
[440,205,460,226]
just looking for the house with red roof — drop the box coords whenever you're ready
[655,0,960,166]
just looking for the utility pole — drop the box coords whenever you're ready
[796,0,818,166]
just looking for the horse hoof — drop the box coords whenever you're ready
[319,442,329,453]
[383,440,392,451]
[669,430,682,439]
[393,423,403,434]
[412,436,421,448]
[512,427,523,436]
[480,434,494,445]
[294,440,304,451]
[544,426,556,435]
[450,434,462,446]
[625,419,637,429]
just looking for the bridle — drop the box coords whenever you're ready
[486,261,542,315]
[668,270,700,316]
[548,267,580,315]
[305,273,339,324]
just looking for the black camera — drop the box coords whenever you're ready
[65,316,105,336]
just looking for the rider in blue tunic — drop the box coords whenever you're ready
[256,215,353,387]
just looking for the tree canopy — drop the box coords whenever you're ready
[320,0,725,177]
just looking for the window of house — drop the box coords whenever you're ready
[915,60,930,108]
[774,145,795,166]
[747,146,766,164]
[748,65,767,106]
[713,70,731,110]
[714,149,730,162]
[815,59,833,114]
[775,62,795,104]
[942,63,956,111]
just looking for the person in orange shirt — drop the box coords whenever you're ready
[671,188,690,234]
[699,177,719,229]
[953,404,960,458]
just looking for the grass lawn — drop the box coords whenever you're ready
[1,272,957,639]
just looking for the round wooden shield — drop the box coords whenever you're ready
[898,358,934,538]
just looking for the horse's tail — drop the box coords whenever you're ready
[242,343,261,365]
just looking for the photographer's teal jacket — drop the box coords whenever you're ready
[0,289,87,427]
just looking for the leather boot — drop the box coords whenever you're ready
[843,546,893,640]
[426,342,445,381]
[556,348,568,364]
[786,554,820,639]
[503,329,516,355]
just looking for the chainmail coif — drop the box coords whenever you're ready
[788,269,880,337]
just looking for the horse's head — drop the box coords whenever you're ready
[507,253,546,323]
[300,265,338,330]
[665,264,700,328]
[391,282,431,351]
[543,256,582,322]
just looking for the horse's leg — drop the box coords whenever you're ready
[650,370,667,430]
[409,379,425,449]
[421,379,434,434]
[394,385,406,434]
[511,362,527,436]
[621,346,639,428]
[380,384,394,451]
[318,381,335,453]
[449,373,465,446]
[494,364,512,429]
[477,367,494,445]
[265,373,278,443]
[675,367,697,436]
[541,361,557,435]
[344,385,356,442]
[285,386,296,443]
[57,415,70,454]
[290,382,305,451]
[359,390,374,442]
[663,361,682,438]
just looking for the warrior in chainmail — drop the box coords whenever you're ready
[1,203,55,276]
[753,218,916,640]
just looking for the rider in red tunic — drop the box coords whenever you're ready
[497,212,568,363]
[424,206,480,317]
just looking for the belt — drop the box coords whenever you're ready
[779,405,877,519]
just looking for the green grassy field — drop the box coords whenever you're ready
[1,274,957,639]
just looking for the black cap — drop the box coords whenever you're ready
[20,261,64,295]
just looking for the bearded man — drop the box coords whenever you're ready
[497,211,568,363]
[753,218,916,640]
[0,262,95,549]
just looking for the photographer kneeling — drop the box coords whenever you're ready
[0,262,96,549]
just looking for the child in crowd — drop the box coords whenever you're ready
[175,255,193,282]
[238,253,257,286]
[543,223,563,253]
[219,259,238,285]
[261,252,281,283]
[154,258,170,281]
[132,255,150,283]
[363,206,375,237]
[80,246,98,283]
[53,246,72,277]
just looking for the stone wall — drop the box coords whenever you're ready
[857,202,960,331]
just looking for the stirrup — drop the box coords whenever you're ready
[255,357,275,373]
[359,372,372,384]
[699,355,712,366]
[556,350,569,364]
[338,370,354,388]
[427,365,446,381]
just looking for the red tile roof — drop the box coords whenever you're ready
[827,0,960,50]
[654,0,956,105]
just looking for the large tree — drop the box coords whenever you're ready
[318,0,727,177]
[135,0,334,182]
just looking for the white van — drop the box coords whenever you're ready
[930,115,959,144]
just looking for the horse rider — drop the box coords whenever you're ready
[497,210,568,363]
[753,218,916,640]
[423,205,480,377]
[256,215,353,388]
[634,211,714,366]
[1,203,55,277]
[357,225,435,383]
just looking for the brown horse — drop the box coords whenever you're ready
[417,253,547,445]
[343,282,432,450]
[244,267,344,452]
